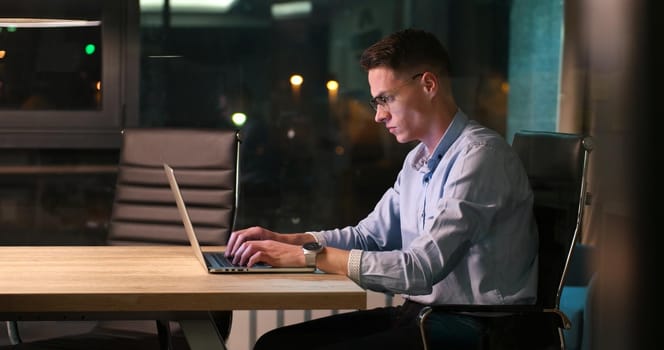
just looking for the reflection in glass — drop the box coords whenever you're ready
[137,0,519,233]
[0,23,102,110]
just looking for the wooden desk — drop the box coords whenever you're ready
[0,246,367,349]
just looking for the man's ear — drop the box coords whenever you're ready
[422,72,438,96]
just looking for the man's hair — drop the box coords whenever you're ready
[359,28,451,77]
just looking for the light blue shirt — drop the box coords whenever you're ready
[312,111,538,305]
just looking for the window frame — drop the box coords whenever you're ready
[0,0,138,149]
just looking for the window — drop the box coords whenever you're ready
[0,0,136,148]
[0,0,566,244]
[137,0,528,232]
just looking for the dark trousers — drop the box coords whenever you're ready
[253,300,486,350]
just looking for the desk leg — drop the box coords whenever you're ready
[180,319,228,350]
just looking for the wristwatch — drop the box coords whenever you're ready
[302,241,324,268]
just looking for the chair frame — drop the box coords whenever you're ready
[418,131,593,350]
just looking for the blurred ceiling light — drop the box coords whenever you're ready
[326,80,339,91]
[0,50,5,59]
[271,1,312,19]
[290,74,303,87]
[141,0,238,12]
[0,18,101,28]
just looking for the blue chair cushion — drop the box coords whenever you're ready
[560,286,588,350]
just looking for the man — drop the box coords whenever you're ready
[225,28,538,349]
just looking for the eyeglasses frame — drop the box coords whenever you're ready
[369,72,425,112]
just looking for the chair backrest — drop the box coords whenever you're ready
[108,128,240,245]
[511,131,592,310]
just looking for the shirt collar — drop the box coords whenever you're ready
[411,110,469,173]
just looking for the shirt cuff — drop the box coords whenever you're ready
[305,231,327,246]
[304,232,318,243]
[347,249,362,284]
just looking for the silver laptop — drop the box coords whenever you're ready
[164,164,315,273]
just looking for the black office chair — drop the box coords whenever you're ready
[418,130,593,350]
[4,128,240,350]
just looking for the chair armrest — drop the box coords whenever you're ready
[418,304,570,329]
[5,321,22,345]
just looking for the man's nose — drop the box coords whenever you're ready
[374,107,389,123]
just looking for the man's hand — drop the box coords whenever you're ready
[225,226,279,259]
[231,240,305,267]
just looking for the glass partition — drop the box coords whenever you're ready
[0,0,566,244]
[137,0,520,232]
[0,0,130,244]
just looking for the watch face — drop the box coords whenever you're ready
[303,242,323,251]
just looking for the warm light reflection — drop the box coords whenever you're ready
[290,74,303,103]
[335,145,345,156]
[290,74,303,86]
[501,82,509,94]
[0,50,5,59]
[326,80,338,91]
[327,80,339,105]
[96,81,102,91]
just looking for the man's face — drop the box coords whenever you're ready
[367,67,430,144]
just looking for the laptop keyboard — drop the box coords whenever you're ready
[206,252,239,267]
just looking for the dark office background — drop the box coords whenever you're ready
[0,0,658,349]
[1,0,526,243]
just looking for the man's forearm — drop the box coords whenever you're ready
[275,233,351,275]
[275,232,317,245]
[316,246,350,275]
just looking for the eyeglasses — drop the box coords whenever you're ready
[369,73,424,112]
